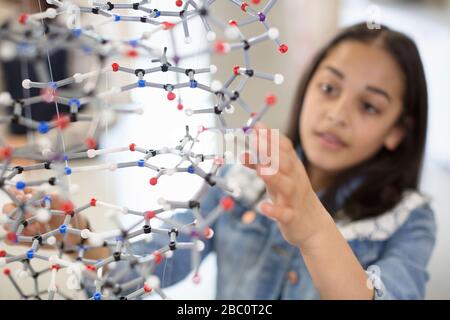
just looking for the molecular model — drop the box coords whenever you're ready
[0,0,287,300]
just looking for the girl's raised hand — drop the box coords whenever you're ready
[240,122,330,249]
[241,123,375,299]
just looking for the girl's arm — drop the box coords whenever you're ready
[242,122,374,300]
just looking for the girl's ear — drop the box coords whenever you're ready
[384,124,406,151]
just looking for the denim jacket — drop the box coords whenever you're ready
[93,161,437,300]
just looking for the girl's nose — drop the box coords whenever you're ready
[325,95,351,127]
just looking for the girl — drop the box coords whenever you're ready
[236,22,436,299]
[2,23,436,299]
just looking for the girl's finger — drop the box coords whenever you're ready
[6,186,33,197]
[248,123,272,165]
[259,201,294,225]
[16,193,27,202]
[252,125,298,176]
[253,146,295,178]
[252,128,274,171]
[257,168,295,199]
[270,147,295,176]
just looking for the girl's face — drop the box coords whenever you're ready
[300,40,406,174]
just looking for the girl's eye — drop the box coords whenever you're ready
[362,101,380,115]
[319,83,338,96]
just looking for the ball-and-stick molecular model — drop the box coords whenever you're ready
[0,0,287,300]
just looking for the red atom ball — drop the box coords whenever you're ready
[162,21,175,30]
[85,137,97,149]
[6,232,17,243]
[145,211,155,220]
[0,146,13,160]
[221,196,235,211]
[279,44,288,54]
[86,265,96,272]
[167,91,176,101]
[153,252,162,264]
[61,200,74,214]
[18,13,28,25]
[265,93,277,106]
[144,283,152,293]
[55,115,70,129]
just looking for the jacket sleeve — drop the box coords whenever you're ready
[366,204,437,299]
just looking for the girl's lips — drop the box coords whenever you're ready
[315,131,348,150]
